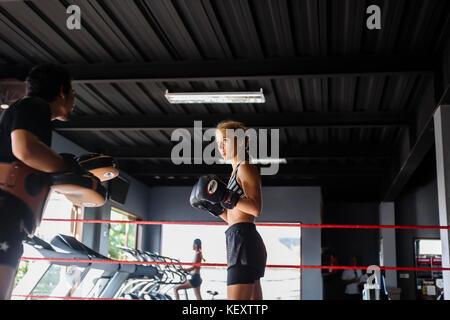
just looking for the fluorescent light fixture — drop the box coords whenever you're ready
[219,158,287,164]
[165,88,265,104]
[251,158,287,164]
[1,104,9,109]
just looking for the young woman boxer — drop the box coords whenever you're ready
[215,121,267,300]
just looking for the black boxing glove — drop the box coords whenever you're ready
[191,196,225,217]
[59,153,84,174]
[190,178,225,217]
[192,175,240,210]
[205,201,226,216]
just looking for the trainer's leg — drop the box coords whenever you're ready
[174,281,193,300]
[227,283,254,300]
[250,280,263,300]
[0,265,17,300]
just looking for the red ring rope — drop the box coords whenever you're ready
[19,257,450,272]
[41,218,450,230]
[11,294,133,300]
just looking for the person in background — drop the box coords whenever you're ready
[173,238,204,300]
[341,256,363,300]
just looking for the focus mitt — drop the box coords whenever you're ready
[76,153,119,181]
[50,172,106,207]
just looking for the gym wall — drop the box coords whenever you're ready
[145,185,323,300]
[395,150,440,300]
[321,202,380,299]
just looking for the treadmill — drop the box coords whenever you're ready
[13,234,158,299]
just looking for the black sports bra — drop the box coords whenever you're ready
[227,163,246,199]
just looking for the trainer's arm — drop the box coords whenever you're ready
[234,165,262,217]
[11,129,67,172]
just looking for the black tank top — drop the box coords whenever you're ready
[227,163,246,199]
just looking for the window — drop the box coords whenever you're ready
[108,207,139,260]
[414,238,443,300]
[417,239,442,255]
[259,226,301,300]
[15,191,79,288]
[35,191,80,243]
[161,224,301,300]
[30,265,83,299]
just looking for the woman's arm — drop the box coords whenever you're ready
[219,210,228,222]
[183,252,202,272]
[234,164,262,217]
[185,252,203,272]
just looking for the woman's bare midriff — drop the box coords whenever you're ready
[226,208,255,226]
[193,252,202,274]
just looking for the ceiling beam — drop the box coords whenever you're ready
[383,84,450,201]
[125,164,386,177]
[140,175,383,201]
[139,175,382,187]
[382,125,435,200]
[1,56,434,83]
[54,112,410,132]
[108,144,393,160]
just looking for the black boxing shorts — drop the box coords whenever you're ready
[188,273,202,288]
[225,222,267,286]
[0,190,27,268]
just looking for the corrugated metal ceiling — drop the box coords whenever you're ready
[0,0,449,195]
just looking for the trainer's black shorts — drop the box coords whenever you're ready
[188,273,202,288]
[0,190,27,268]
[225,222,267,286]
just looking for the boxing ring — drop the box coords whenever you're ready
[13,219,450,300]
